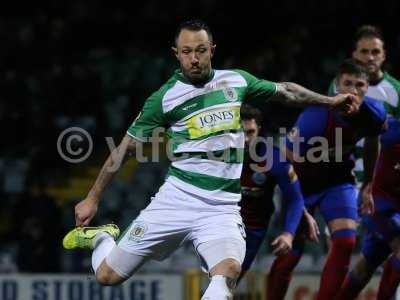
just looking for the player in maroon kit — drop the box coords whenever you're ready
[239,104,318,283]
[336,117,400,300]
[267,59,387,300]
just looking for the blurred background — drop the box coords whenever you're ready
[1,0,400,298]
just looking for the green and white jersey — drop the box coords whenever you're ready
[127,69,277,203]
[328,72,400,182]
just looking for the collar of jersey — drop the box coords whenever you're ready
[174,69,215,86]
[369,71,387,86]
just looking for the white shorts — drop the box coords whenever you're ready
[114,179,246,274]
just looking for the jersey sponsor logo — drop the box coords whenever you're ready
[186,106,240,139]
[199,110,234,127]
[128,222,148,242]
[223,87,238,102]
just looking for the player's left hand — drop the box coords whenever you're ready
[304,210,320,242]
[271,232,293,256]
[331,93,361,114]
[360,182,374,215]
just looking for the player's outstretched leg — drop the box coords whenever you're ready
[63,224,126,286]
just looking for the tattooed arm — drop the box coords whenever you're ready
[271,82,360,113]
[235,70,360,113]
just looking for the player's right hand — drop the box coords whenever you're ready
[271,232,293,256]
[360,182,375,215]
[75,197,98,226]
[331,93,361,115]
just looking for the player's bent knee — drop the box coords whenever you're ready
[210,258,241,278]
[197,237,245,277]
[96,261,126,286]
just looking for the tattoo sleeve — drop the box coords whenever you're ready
[271,82,333,106]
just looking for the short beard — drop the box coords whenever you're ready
[182,66,211,85]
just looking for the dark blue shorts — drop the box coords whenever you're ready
[304,183,358,222]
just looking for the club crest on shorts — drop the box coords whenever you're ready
[223,87,238,102]
[129,222,148,242]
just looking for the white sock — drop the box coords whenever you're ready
[201,275,234,300]
[91,233,115,273]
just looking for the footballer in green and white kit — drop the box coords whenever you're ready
[120,68,276,269]
[63,20,360,298]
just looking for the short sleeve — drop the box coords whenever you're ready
[127,90,167,141]
[234,69,277,101]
